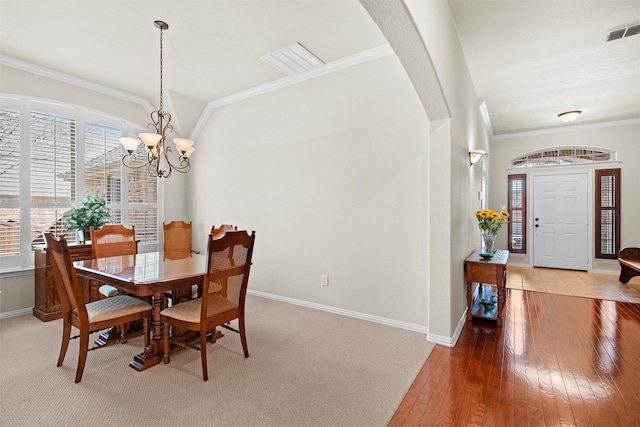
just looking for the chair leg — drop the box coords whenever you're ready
[57,317,71,367]
[163,323,170,364]
[75,330,89,383]
[239,316,249,358]
[200,331,208,381]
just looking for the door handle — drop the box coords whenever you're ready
[535,224,539,228]
[535,218,539,221]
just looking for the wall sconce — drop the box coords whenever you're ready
[469,150,487,166]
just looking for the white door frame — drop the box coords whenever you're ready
[528,169,593,272]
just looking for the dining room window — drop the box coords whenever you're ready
[595,168,621,259]
[0,96,160,271]
[507,174,526,254]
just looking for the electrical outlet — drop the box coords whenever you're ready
[321,275,329,286]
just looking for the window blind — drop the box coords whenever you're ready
[0,109,22,257]
[0,98,162,269]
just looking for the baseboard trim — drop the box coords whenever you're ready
[426,307,467,347]
[0,307,33,320]
[247,289,429,337]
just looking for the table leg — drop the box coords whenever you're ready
[129,292,164,371]
[466,281,473,321]
[496,267,505,327]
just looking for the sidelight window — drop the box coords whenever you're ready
[595,168,621,259]
[507,174,526,254]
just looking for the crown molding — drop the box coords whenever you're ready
[492,118,640,140]
[189,43,394,140]
[1,44,395,143]
[0,54,155,113]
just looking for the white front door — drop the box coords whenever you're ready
[533,173,589,270]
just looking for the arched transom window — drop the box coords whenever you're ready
[511,147,616,168]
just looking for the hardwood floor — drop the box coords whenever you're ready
[390,270,640,426]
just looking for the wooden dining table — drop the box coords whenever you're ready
[74,251,206,371]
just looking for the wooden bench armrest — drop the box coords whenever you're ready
[618,247,640,283]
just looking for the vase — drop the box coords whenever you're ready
[482,230,496,254]
[77,229,88,244]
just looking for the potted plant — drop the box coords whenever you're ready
[63,192,111,243]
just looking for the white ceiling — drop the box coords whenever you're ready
[449,0,640,135]
[1,0,639,136]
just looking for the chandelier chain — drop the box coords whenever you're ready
[159,26,164,111]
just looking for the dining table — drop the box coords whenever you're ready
[74,251,206,371]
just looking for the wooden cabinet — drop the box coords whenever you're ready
[464,249,509,326]
[33,243,93,322]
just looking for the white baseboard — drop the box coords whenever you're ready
[426,307,467,347]
[0,307,33,320]
[247,289,430,338]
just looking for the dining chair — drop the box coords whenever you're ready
[163,221,196,303]
[161,230,256,381]
[90,224,137,299]
[163,221,192,253]
[210,224,237,238]
[44,233,151,383]
[90,224,138,340]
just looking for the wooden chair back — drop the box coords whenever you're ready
[163,221,192,253]
[90,224,137,258]
[44,233,87,322]
[210,224,237,239]
[201,230,255,330]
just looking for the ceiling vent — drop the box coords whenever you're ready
[607,23,640,41]
[261,42,324,75]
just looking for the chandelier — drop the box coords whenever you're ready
[119,20,195,178]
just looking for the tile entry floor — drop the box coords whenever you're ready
[507,265,640,304]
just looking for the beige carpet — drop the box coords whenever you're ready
[0,295,434,427]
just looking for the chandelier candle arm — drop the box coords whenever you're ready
[119,20,195,178]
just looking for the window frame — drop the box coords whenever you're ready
[595,168,621,259]
[507,173,527,254]
[0,96,162,271]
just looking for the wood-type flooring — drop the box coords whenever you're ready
[390,269,640,426]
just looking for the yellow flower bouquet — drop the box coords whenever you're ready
[474,209,509,235]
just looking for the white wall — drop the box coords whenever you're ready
[403,0,490,340]
[189,55,430,326]
[490,122,640,272]
[188,0,491,342]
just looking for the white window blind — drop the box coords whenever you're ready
[0,97,162,270]
[30,112,76,246]
[127,145,158,245]
[0,109,21,257]
[84,122,122,203]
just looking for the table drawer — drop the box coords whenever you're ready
[469,264,499,284]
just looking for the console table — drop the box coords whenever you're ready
[33,243,94,321]
[464,249,509,326]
